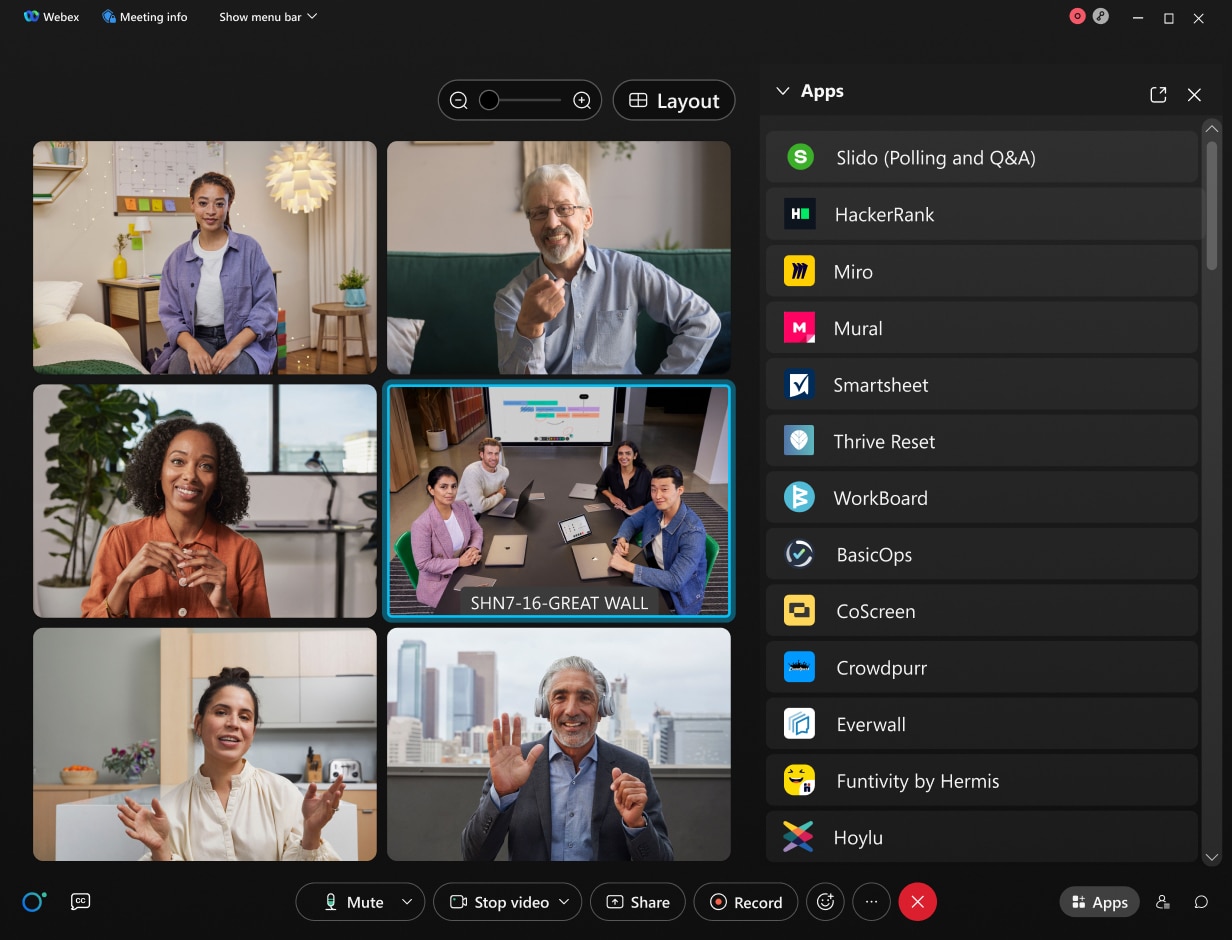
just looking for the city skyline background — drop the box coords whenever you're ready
[387,627,730,739]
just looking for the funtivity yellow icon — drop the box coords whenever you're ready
[784,763,816,796]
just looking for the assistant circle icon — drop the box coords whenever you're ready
[22,891,46,913]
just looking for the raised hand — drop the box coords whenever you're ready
[302,775,347,835]
[118,795,172,858]
[610,767,648,829]
[487,712,544,797]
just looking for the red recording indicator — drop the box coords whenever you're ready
[898,882,938,921]
[1069,8,1087,24]
[709,893,727,911]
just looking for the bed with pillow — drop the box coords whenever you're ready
[33,280,149,375]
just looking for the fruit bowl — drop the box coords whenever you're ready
[61,767,98,785]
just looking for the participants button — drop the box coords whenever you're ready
[695,883,797,920]
[433,883,581,921]
[591,883,685,921]
[294,883,424,921]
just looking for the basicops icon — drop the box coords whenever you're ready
[24,10,40,21]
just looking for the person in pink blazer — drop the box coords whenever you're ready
[410,466,485,608]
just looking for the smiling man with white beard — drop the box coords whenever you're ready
[494,163,719,375]
[460,656,673,861]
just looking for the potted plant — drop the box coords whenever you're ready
[113,233,131,279]
[338,267,369,307]
[39,385,190,617]
[103,739,157,785]
[416,387,450,451]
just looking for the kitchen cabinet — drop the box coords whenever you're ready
[192,631,300,678]
[344,789,377,861]
[300,675,376,725]
[299,629,377,676]
[33,784,134,860]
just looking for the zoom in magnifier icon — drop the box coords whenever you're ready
[573,91,591,109]
[449,91,468,109]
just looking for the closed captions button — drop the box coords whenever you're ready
[1059,886,1140,917]
[613,80,734,120]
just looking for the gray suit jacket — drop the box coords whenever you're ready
[460,734,673,861]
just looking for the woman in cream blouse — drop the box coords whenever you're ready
[117,667,345,860]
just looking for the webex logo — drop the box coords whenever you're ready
[24,10,40,21]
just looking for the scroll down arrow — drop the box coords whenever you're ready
[777,86,791,95]
[1205,853,1219,861]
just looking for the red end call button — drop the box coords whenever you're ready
[898,882,937,921]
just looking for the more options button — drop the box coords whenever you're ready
[294,883,424,921]
[433,883,582,921]
[591,883,685,921]
[1059,886,1140,917]
[694,883,798,920]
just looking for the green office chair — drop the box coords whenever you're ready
[630,531,720,586]
[703,534,720,586]
[393,530,419,589]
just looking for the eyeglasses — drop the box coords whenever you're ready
[526,204,587,222]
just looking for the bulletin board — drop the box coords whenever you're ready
[112,140,225,215]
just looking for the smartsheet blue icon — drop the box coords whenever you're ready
[784,650,816,682]
[784,424,814,456]
[785,369,814,399]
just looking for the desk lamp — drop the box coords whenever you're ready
[305,450,337,526]
[130,216,153,278]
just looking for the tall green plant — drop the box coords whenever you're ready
[42,385,190,587]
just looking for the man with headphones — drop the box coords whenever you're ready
[461,656,673,861]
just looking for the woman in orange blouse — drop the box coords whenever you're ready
[82,418,270,618]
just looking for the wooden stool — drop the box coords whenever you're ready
[311,302,372,374]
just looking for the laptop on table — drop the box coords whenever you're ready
[571,542,621,580]
[486,534,528,566]
[486,479,534,519]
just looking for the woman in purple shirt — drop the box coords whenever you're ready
[150,172,278,375]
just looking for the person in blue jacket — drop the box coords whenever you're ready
[607,464,708,614]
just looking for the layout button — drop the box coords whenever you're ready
[613,80,735,121]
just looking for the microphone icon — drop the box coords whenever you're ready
[326,893,336,912]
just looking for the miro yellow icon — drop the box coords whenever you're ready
[784,764,816,796]
[784,594,815,626]
[783,254,815,286]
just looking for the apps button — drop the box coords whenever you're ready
[1059,886,1140,917]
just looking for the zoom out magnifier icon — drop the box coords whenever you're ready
[449,91,467,109]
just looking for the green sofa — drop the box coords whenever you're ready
[386,248,730,375]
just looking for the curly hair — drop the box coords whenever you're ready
[190,171,236,230]
[124,417,250,525]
